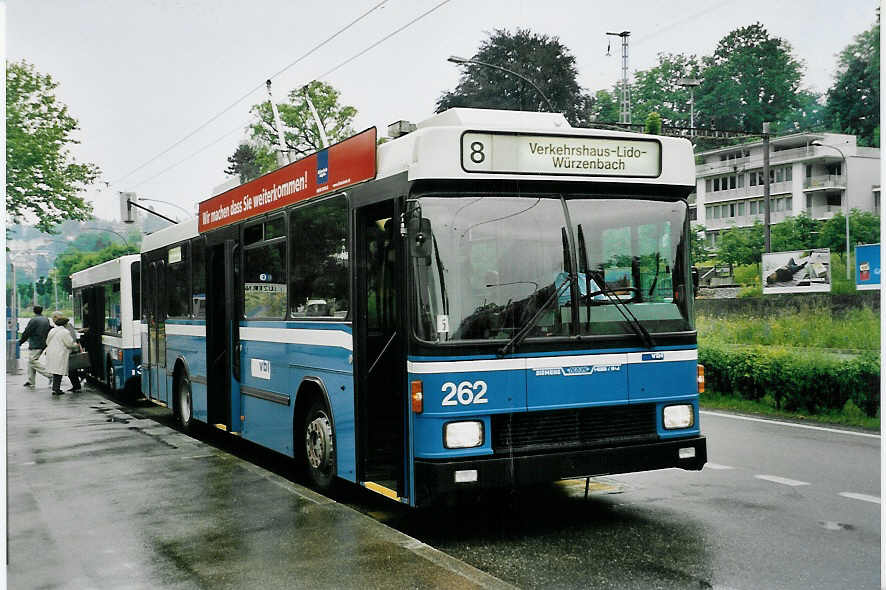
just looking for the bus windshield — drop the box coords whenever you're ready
[411,194,692,344]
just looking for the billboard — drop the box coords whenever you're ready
[762,249,831,294]
[198,127,376,233]
[855,243,881,290]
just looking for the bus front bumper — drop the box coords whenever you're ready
[414,436,706,504]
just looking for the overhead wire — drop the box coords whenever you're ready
[129,0,452,192]
[111,0,390,187]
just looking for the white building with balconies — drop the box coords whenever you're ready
[691,132,880,249]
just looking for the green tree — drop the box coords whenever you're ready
[437,29,595,126]
[771,212,821,252]
[248,80,357,159]
[631,52,702,127]
[225,143,266,183]
[825,17,880,146]
[696,23,803,132]
[644,112,662,135]
[588,89,619,124]
[818,210,881,253]
[6,61,100,233]
[717,221,765,266]
[773,90,827,134]
[53,242,139,295]
[689,225,709,265]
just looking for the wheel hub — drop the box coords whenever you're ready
[306,415,331,469]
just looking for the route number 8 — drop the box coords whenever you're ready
[470,141,485,164]
[441,380,488,406]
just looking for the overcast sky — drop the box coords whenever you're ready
[6,0,878,223]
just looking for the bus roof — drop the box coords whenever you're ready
[377,108,695,187]
[71,254,140,289]
[140,218,199,253]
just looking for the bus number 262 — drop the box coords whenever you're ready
[441,381,488,406]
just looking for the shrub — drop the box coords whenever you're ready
[699,344,880,417]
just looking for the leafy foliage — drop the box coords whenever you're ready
[700,342,879,416]
[6,60,100,233]
[695,23,803,133]
[689,225,709,265]
[225,143,274,183]
[818,210,881,253]
[436,29,594,126]
[248,80,357,159]
[825,17,880,146]
[773,90,827,134]
[588,89,619,124]
[53,242,139,295]
[631,53,702,127]
[770,212,820,252]
[644,112,662,135]
[716,221,765,266]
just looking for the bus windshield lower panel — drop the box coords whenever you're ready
[411,193,692,344]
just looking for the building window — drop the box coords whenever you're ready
[785,166,792,181]
[806,195,813,210]
[738,174,745,188]
[737,202,745,216]
[729,175,737,189]
[730,204,736,217]
[874,192,880,215]
[750,201,757,215]
[806,165,813,178]
[689,208,697,221]
[705,206,712,219]
[713,178,720,191]
[775,168,784,183]
[785,197,792,211]
[827,193,842,207]
[705,179,712,192]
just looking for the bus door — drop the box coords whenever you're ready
[355,200,407,499]
[147,261,168,403]
[83,285,104,380]
[205,240,240,432]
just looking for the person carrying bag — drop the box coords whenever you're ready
[45,316,80,396]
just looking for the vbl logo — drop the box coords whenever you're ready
[642,352,665,361]
[317,149,329,185]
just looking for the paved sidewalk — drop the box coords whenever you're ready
[7,366,513,589]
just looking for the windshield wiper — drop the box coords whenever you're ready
[576,224,655,349]
[498,227,573,357]
[498,273,572,357]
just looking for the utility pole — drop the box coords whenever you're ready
[763,122,771,253]
[607,31,631,124]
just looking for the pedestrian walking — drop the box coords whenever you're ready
[52,311,82,392]
[18,305,51,387]
[45,316,80,395]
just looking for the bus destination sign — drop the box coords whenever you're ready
[461,131,661,178]
[198,127,377,233]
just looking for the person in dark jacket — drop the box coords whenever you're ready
[18,306,51,387]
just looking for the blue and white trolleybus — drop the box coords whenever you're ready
[139,108,706,506]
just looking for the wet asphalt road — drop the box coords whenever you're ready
[120,393,880,590]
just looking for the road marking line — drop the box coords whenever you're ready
[755,474,810,487]
[704,462,734,470]
[701,410,880,439]
[839,492,880,504]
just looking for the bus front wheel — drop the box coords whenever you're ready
[303,400,336,492]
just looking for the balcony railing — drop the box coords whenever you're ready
[697,145,832,175]
[803,175,845,190]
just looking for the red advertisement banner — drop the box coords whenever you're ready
[198,127,377,233]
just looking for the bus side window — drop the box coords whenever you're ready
[191,238,206,319]
[289,195,349,320]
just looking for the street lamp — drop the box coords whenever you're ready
[811,141,850,280]
[676,77,701,135]
[447,55,556,113]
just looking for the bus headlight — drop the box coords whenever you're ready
[444,421,484,449]
[663,405,694,429]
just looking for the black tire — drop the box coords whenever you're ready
[175,373,194,432]
[303,399,336,491]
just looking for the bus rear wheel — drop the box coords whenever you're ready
[303,400,336,492]
[175,374,194,432]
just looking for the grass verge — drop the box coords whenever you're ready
[700,390,880,431]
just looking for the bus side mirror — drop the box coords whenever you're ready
[691,266,699,295]
[408,217,432,264]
